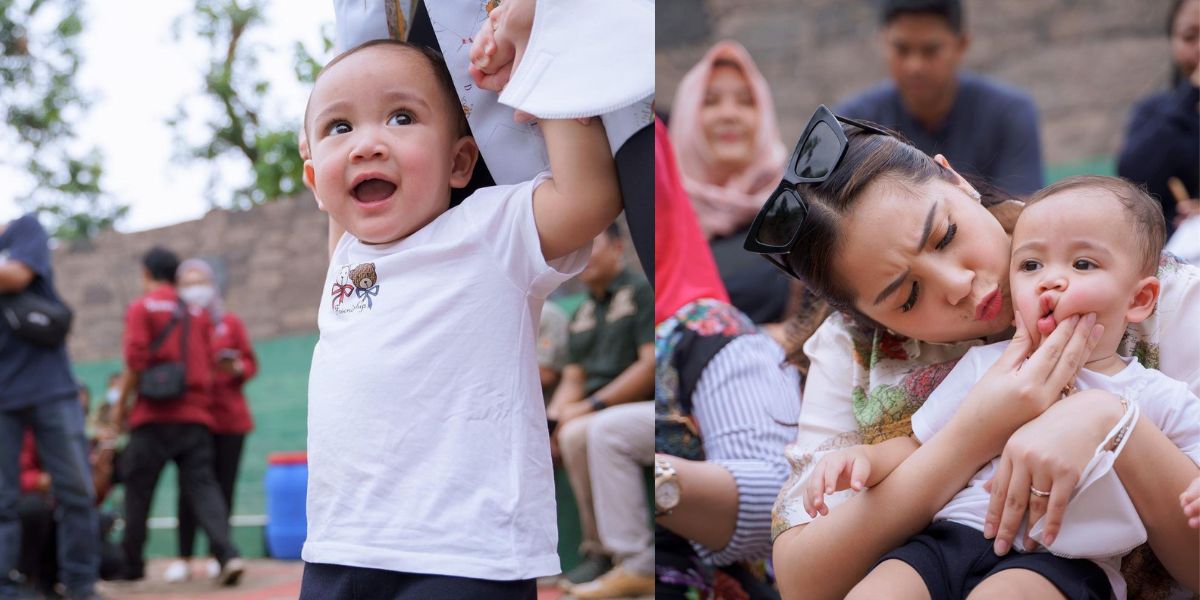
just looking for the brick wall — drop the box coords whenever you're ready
[656,0,1181,165]
[53,193,328,362]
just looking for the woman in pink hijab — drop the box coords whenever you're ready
[669,40,791,326]
[670,40,786,240]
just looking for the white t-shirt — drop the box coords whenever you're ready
[912,341,1200,599]
[304,174,590,580]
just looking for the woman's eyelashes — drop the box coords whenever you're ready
[899,221,954,313]
[901,281,919,313]
[934,222,957,251]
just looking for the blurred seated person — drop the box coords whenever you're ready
[538,300,570,403]
[836,0,1044,195]
[669,40,792,325]
[547,225,654,587]
[1118,0,1199,237]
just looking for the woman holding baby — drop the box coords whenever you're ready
[751,106,1200,599]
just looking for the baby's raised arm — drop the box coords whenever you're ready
[532,119,621,261]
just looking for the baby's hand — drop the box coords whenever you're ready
[468,0,534,94]
[1181,476,1200,528]
[803,446,873,517]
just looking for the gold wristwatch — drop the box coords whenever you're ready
[654,455,680,517]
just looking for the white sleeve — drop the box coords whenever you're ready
[332,0,391,50]
[1150,262,1200,397]
[498,0,654,119]
[910,347,986,443]
[1135,376,1200,466]
[772,314,861,532]
[464,174,590,298]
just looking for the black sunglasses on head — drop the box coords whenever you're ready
[743,105,891,280]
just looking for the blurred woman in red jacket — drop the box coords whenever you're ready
[165,258,258,583]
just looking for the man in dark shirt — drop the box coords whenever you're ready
[109,247,244,585]
[547,225,654,587]
[0,214,102,600]
[836,0,1044,196]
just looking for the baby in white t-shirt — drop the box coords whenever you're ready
[297,38,621,595]
[803,176,1200,599]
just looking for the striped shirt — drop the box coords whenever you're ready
[688,333,801,566]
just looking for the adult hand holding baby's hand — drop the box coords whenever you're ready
[803,446,873,517]
[981,388,1124,555]
[469,0,534,94]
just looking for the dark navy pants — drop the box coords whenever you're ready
[299,562,538,600]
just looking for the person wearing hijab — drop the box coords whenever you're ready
[669,41,791,325]
[163,258,258,583]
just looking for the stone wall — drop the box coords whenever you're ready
[53,193,328,362]
[656,0,1181,165]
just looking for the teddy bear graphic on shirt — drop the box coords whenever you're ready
[330,262,381,313]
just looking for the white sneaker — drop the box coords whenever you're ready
[163,559,190,583]
[204,558,221,579]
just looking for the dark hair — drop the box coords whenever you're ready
[778,124,1017,343]
[142,246,180,284]
[881,0,964,34]
[1026,175,1166,276]
[1167,0,1195,86]
[304,39,470,139]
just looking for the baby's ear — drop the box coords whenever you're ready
[1125,276,1161,324]
[303,160,326,211]
[449,136,479,189]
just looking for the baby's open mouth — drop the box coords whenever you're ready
[352,178,397,203]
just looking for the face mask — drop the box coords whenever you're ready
[180,284,217,308]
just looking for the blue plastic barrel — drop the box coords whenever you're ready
[264,451,308,559]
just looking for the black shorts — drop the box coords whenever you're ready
[299,562,537,600]
[876,521,1111,600]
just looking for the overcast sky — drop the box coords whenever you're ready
[0,0,335,232]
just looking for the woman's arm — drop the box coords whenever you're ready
[774,409,1000,599]
[657,333,800,563]
[1114,416,1200,589]
[656,456,739,550]
[775,313,1103,599]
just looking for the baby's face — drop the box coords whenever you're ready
[305,45,463,245]
[1009,190,1149,355]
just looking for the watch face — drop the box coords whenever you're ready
[656,480,681,510]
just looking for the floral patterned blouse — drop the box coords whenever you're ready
[772,256,1200,599]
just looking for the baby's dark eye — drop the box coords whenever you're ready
[1073,259,1097,271]
[325,121,351,136]
[388,111,414,126]
[1019,259,1041,272]
[901,281,919,313]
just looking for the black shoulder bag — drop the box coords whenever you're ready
[138,301,189,402]
[0,290,74,348]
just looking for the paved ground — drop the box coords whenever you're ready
[90,559,650,600]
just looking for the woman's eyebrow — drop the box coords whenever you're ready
[872,199,938,307]
[916,199,938,253]
[874,268,911,306]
